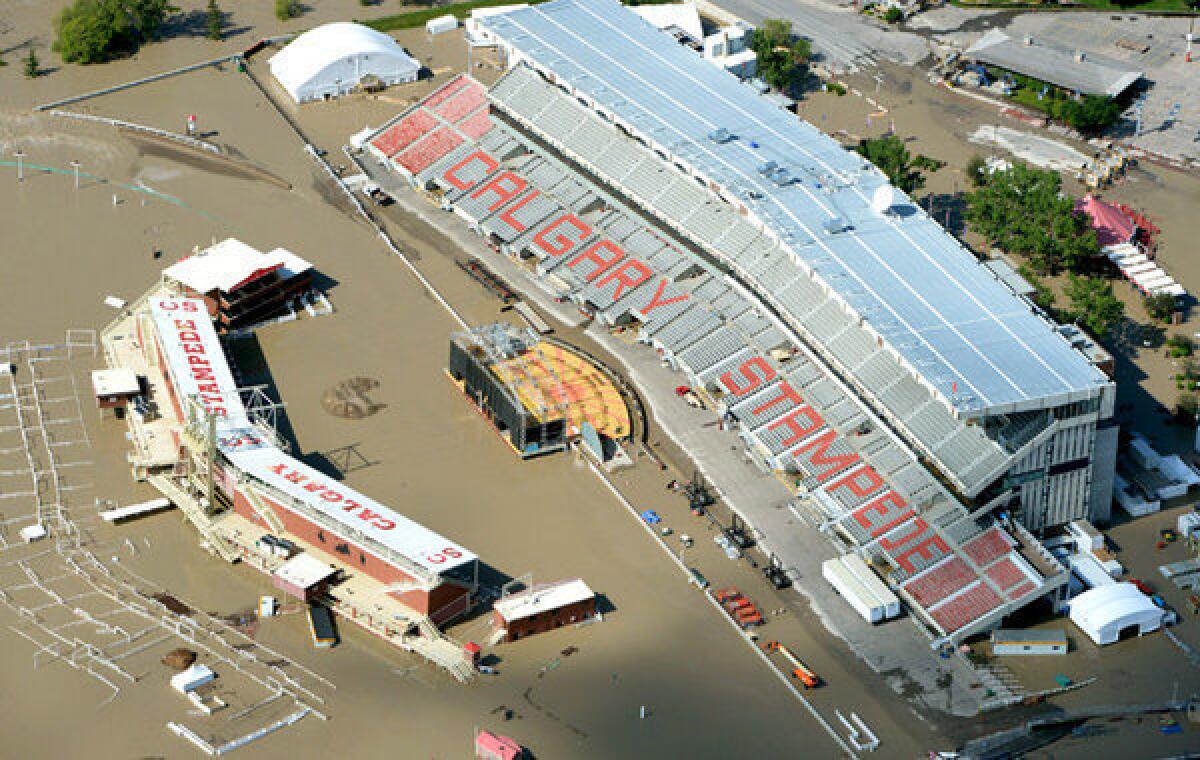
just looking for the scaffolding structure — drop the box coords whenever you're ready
[0,332,333,748]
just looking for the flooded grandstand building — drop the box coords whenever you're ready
[355,0,1117,643]
[101,256,480,679]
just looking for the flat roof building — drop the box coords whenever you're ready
[1070,582,1164,646]
[964,30,1142,99]
[991,628,1068,655]
[162,238,314,333]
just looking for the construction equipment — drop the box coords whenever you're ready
[764,641,821,689]
[724,513,754,550]
[714,586,764,629]
[683,471,714,514]
[763,555,792,589]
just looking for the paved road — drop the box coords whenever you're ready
[712,0,932,71]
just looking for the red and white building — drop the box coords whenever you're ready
[139,295,478,626]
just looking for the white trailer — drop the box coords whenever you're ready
[822,555,900,624]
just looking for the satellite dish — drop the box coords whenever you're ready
[871,185,896,215]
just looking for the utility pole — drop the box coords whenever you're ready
[69,160,80,190]
[13,149,24,182]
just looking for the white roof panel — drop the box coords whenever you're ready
[480,0,1110,416]
[149,297,247,421]
[220,435,476,574]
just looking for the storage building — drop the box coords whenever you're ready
[269,22,420,103]
[822,555,901,624]
[492,578,596,642]
[991,628,1068,655]
[1069,582,1165,646]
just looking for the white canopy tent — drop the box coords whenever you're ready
[1069,582,1164,646]
[269,23,420,103]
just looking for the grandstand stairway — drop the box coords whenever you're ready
[408,616,476,682]
[242,484,286,536]
[148,474,241,563]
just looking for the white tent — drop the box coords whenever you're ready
[269,22,420,103]
[1069,582,1164,646]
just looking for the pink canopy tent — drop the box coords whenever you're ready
[1075,194,1137,248]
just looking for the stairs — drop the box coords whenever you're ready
[242,484,286,535]
[148,474,240,563]
[407,616,476,682]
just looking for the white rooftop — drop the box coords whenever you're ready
[163,238,311,295]
[91,368,140,397]
[269,22,419,102]
[274,553,338,589]
[631,2,702,44]
[493,578,594,622]
[148,297,248,421]
[219,429,477,576]
[966,30,1142,99]
[479,0,1111,416]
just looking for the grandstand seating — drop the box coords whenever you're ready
[983,556,1026,591]
[901,556,975,607]
[370,110,438,157]
[927,580,1004,634]
[396,128,465,174]
[1005,580,1036,602]
[458,109,495,140]
[962,527,1012,569]
[434,82,488,124]
[422,75,471,109]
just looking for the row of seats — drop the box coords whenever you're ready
[927,580,1004,634]
[901,556,975,608]
[370,109,438,158]
[961,527,1012,569]
[396,127,464,174]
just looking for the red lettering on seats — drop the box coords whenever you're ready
[496,190,540,233]
[533,213,592,257]
[751,380,803,417]
[637,278,689,317]
[829,466,886,501]
[794,429,860,481]
[767,406,825,448]
[595,259,652,301]
[851,491,914,538]
[720,357,777,397]
[567,240,625,281]
[469,170,527,212]
[443,150,498,191]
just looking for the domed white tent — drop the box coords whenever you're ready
[1069,582,1164,646]
[269,22,420,104]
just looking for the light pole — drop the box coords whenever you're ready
[69,160,80,190]
[13,150,24,182]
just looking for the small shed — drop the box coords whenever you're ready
[91,368,141,409]
[1069,582,1164,646]
[273,553,337,601]
[992,628,1068,656]
[492,578,596,642]
[426,14,458,36]
[475,729,523,760]
[171,663,215,694]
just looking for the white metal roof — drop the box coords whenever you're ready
[493,578,594,622]
[965,30,1142,99]
[1069,582,1162,644]
[149,297,248,421]
[478,0,1110,417]
[91,368,140,397]
[219,433,477,575]
[269,22,418,100]
[163,238,311,295]
[274,553,337,589]
[630,2,702,43]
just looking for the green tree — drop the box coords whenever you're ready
[1017,263,1056,313]
[854,135,926,194]
[1057,95,1121,135]
[965,154,987,187]
[1064,275,1124,339]
[1177,391,1198,423]
[1167,334,1193,358]
[205,0,223,40]
[1145,292,1178,323]
[275,0,301,20]
[883,6,903,23]
[23,47,40,78]
[749,19,810,94]
[964,164,1098,275]
[53,0,177,64]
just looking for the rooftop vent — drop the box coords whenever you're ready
[769,168,792,187]
[822,216,849,235]
[708,127,736,144]
[757,160,779,175]
[1023,35,1034,46]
